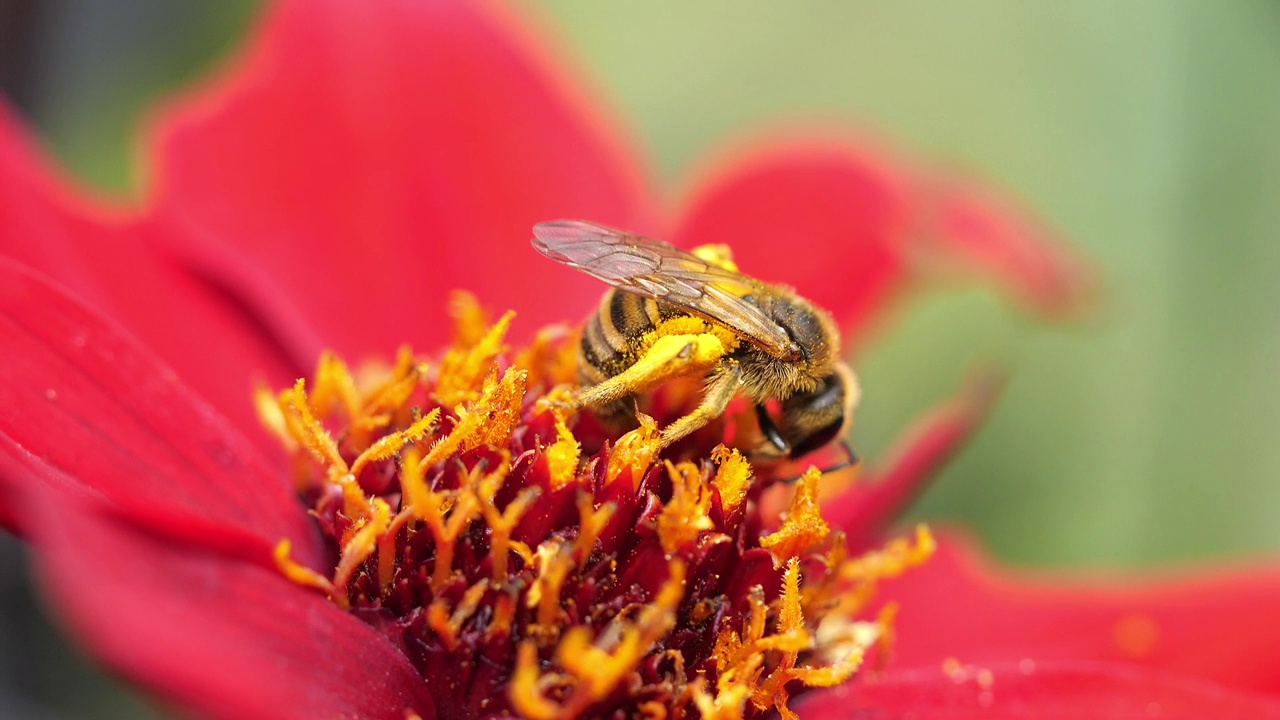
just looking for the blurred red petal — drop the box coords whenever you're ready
[829,369,1005,548]
[147,0,647,365]
[799,661,1280,719]
[914,175,1097,318]
[882,532,1280,697]
[0,101,298,442]
[0,259,316,564]
[672,137,911,351]
[32,494,433,720]
[671,135,1094,353]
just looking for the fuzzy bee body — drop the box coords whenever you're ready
[576,288,675,425]
[579,288,670,383]
[532,220,859,460]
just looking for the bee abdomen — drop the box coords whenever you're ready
[580,290,657,382]
[606,289,660,342]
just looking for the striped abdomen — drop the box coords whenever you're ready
[578,288,678,387]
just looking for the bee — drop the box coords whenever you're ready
[531,220,859,460]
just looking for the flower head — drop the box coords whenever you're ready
[262,293,932,719]
[3,1,1280,719]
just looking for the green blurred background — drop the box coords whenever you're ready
[0,0,1277,716]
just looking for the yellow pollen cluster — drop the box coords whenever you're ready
[262,291,932,720]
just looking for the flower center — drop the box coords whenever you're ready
[262,292,932,720]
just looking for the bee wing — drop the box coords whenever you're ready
[532,220,800,359]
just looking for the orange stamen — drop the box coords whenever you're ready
[606,413,661,487]
[544,416,582,489]
[710,445,752,514]
[657,461,716,553]
[760,467,830,565]
[573,493,616,563]
[333,496,392,593]
[274,540,340,608]
[426,579,489,652]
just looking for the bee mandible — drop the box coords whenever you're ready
[531,220,859,460]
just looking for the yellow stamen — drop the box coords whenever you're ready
[528,540,575,630]
[274,540,340,607]
[448,290,492,348]
[510,643,569,720]
[349,408,439,479]
[513,324,579,390]
[354,351,425,437]
[310,351,362,424]
[838,524,936,585]
[573,493,615,563]
[436,292,514,407]
[750,562,827,717]
[657,461,716,553]
[418,483,481,591]
[606,413,661,487]
[514,560,687,719]
[333,496,392,592]
[282,379,348,477]
[544,416,582,489]
[416,367,527,473]
[478,462,539,579]
[398,446,432,519]
[690,675,751,720]
[488,591,517,642]
[378,507,416,594]
[710,445,752,514]
[280,379,378,520]
[760,467,831,566]
[254,382,294,450]
[426,579,489,652]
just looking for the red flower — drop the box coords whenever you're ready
[2,1,1279,718]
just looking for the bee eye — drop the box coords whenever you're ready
[780,326,809,362]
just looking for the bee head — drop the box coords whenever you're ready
[750,362,861,461]
[769,296,841,379]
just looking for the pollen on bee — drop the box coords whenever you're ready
[691,243,739,272]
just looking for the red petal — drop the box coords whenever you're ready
[917,175,1096,318]
[881,532,1280,696]
[0,102,298,443]
[672,136,910,351]
[671,134,1094,352]
[827,369,1005,548]
[799,662,1280,719]
[147,0,647,364]
[32,494,433,720]
[0,259,316,564]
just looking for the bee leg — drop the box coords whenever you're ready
[573,333,727,409]
[753,403,791,457]
[659,361,743,448]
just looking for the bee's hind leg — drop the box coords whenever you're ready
[659,361,742,448]
[573,332,727,410]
